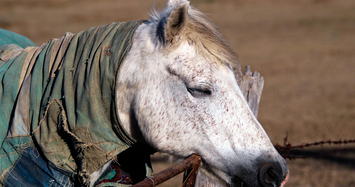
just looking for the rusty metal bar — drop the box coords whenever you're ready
[181,158,201,187]
[132,154,202,187]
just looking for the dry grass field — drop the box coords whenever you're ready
[1,0,354,186]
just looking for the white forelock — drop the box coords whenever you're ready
[167,0,189,7]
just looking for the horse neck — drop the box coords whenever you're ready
[115,23,151,142]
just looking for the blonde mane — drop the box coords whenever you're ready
[150,5,242,81]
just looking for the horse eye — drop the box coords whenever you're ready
[187,87,212,97]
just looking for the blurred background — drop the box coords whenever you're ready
[1,0,354,186]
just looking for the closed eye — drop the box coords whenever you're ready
[187,87,212,97]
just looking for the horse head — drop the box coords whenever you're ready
[116,0,289,186]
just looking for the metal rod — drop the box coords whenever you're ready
[133,154,201,187]
[182,157,201,187]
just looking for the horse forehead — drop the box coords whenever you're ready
[168,53,213,83]
[170,44,211,67]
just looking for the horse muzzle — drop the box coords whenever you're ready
[258,162,289,187]
[232,161,289,187]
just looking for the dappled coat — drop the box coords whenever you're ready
[0,21,152,186]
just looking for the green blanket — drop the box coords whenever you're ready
[0,28,36,48]
[0,21,148,186]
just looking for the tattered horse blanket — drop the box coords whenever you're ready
[0,21,150,186]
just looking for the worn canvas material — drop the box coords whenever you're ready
[0,29,36,49]
[0,21,145,186]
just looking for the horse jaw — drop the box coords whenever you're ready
[116,1,289,187]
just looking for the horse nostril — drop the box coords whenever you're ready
[258,163,282,187]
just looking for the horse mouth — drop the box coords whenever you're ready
[233,177,249,187]
[280,172,289,187]
[233,172,289,187]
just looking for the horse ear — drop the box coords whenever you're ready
[157,2,189,46]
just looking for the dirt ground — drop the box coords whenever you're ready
[1,0,354,186]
